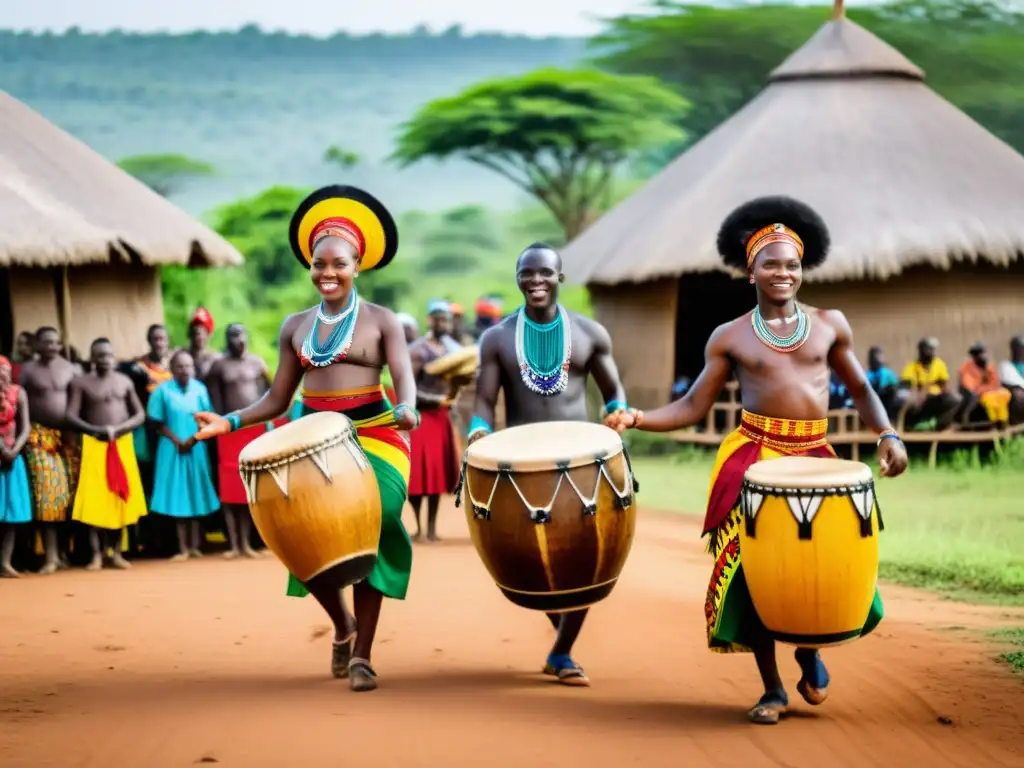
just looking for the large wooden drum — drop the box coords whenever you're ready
[739,456,883,648]
[238,411,382,590]
[458,421,638,613]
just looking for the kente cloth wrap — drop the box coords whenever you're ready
[71,434,147,532]
[216,424,270,505]
[286,385,412,601]
[704,412,883,653]
[24,424,73,523]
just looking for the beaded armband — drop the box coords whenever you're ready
[467,415,492,441]
[393,403,421,429]
[604,400,628,417]
[877,428,901,446]
[226,413,242,432]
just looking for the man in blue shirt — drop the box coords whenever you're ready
[865,346,908,418]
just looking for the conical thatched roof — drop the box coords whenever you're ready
[0,90,243,269]
[562,18,1024,285]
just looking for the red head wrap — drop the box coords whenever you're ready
[474,297,503,319]
[190,307,214,335]
[310,217,366,259]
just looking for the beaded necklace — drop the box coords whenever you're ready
[515,305,571,396]
[751,304,811,353]
[301,289,360,367]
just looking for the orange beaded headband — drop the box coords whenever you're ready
[746,223,804,266]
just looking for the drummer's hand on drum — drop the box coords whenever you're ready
[878,435,908,478]
[194,412,231,442]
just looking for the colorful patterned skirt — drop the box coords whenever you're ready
[704,411,884,653]
[285,386,412,601]
[23,424,72,523]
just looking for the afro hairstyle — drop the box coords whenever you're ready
[716,196,830,272]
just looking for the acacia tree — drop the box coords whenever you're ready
[117,153,216,197]
[392,68,688,240]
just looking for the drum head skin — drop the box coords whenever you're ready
[466,421,623,472]
[745,456,872,488]
[239,411,356,466]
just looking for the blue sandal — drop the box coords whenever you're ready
[748,687,789,725]
[795,649,830,706]
[543,653,590,687]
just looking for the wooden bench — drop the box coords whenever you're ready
[666,382,1024,468]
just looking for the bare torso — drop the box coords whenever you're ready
[721,306,836,420]
[410,337,452,406]
[288,303,390,391]
[20,358,76,428]
[487,311,603,426]
[74,372,135,427]
[191,349,220,381]
[208,354,270,414]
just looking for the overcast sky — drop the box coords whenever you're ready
[4,0,657,36]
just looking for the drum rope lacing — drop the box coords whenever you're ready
[454,448,639,523]
[741,479,883,540]
[238,432,368,502]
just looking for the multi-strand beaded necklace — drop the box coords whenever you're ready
[751,304,811,353]
[515,305,571,396]
[300,288,360,367]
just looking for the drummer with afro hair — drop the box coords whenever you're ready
[468,241,631,687]
[608,196,908,725]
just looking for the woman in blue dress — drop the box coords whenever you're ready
[0,355,32,578]
[147,350,219,561]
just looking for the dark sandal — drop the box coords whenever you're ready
[331,631,355,679]
[795,649,830,706]
[748,688,789,725]
[348,658,378,692]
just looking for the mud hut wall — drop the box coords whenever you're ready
[798,262,1024,369]
[66,265,164,360]
[7,267,60,339]
[588,278,678,409]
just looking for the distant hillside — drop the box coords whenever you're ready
[0,28,585,215]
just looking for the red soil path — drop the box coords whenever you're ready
[1,506,1022,767]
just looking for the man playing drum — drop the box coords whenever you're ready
[194,185,419,693]
[608,197,909,724]
[469,242,630,686]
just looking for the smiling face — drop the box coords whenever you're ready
[750,241,802,304]
[310,238,359,303]
[36,329,61,362]
[516,248,563,310]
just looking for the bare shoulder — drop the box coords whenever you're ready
[811,306,852,334]
[280,308,313,336]
[479,317,514,352]
[111,370,135,390]
[712,315,750,349]
[569,312,611,345]
[361,301,400,329]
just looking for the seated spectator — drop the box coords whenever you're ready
[865,346,908,418]
[900,337,961,430]
[828,370,853,410]
[959,342,1011,426]
[998,335,1024,425]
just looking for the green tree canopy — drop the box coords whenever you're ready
[323,145,361,169]
[392,68,689,239]
[117,153,216,197]
[592,1,1024,162]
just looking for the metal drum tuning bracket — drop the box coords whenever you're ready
[456,452,636,524]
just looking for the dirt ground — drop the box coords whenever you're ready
[1,505,1022,768]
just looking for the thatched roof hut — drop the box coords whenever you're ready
[561,16,1024,408]
[0,90,243,359]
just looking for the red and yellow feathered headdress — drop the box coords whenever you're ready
[288,185,398,272]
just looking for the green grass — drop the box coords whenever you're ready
[629,440,1024,606]
[990,628,1024,672]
